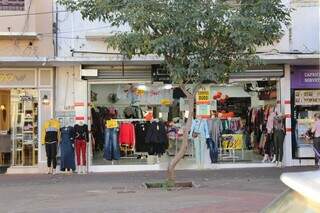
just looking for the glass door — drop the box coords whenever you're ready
[11,89,38,166]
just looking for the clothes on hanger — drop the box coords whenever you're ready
[145,121,168,155]
[119,122,136,146]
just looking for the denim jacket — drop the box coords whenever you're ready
[189,119,210,139]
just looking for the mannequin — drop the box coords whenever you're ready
[74,121,89,174]
[42,118,60,174]
[273,114,286,167]
[190,117,210,168]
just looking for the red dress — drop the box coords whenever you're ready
[119,123,136,146]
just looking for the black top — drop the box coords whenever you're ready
[74,124,89,142]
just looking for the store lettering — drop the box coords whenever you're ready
[304,72,320,83]
[0,73,26,82]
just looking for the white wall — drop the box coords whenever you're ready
[55,66,88,124]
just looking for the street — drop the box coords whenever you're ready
[0,167,316,213]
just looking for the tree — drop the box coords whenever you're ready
[59,0,290,182]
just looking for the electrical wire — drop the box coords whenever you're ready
[21,0,33,36]
[0,10,68,18]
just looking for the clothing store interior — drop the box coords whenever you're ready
[0,89,39,168]
[89,80,285,167]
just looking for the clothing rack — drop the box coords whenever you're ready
[115,118,146,122]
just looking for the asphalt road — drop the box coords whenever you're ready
[0,167,316,213]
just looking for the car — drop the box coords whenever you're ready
[262,170,320,212]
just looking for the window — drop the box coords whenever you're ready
[0,0,24,11]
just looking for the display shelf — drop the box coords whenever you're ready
[12,91,39,166]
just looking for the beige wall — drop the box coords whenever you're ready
[0,0,54,57]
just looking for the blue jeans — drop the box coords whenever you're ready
[103,128,120,161]
[206,138,218,163]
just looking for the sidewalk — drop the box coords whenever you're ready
[0,167,317,213]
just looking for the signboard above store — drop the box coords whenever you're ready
[295,90,320,106]
[0,69,36,87]
[291,66,320,89]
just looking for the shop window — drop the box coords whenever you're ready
[0,0,24,11]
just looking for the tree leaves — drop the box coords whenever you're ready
[58,0,290,83]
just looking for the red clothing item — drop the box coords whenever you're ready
[75,139,86,166]
[119,123,136,146]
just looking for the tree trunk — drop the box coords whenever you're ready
[167,86,196,183]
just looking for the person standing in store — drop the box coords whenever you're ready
[311,113,320,168]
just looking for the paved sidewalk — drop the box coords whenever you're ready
[0,167,316,213]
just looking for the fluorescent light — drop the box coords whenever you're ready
[137,84,147,91]
[164,84,173,90]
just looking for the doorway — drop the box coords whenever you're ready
[0,90,11,167]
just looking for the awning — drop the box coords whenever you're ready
[81,65,152,83]
[229,65,284,82]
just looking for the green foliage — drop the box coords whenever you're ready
[58,0,290,84]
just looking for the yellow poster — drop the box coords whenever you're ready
[196,90,210,104]
[160,98,171,106]
[222,134,243,149]
[106,119,118,129]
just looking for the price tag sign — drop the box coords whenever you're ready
[160,98,171,106]
[106,119,118,129]
[196,90,210,104]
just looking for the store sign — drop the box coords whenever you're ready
[106,119,118,129]
[196,90,210,104]
[0,69,36,87]
[20,95,34,102]
[291,66,320,89]
[196,104,210,118]
[295,90,320,106]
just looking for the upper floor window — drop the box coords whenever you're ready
[0,0,24,11]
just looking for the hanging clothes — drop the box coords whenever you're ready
[134,121,150,152]
[207,118,223,144]
[103,127,120,160]
[60,126,76,171]
[119,122,136,146]
[145,121,168,155]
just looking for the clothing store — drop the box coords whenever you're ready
[0,68,53,173]
[290,65,320,160]
[79,64,192,172]
[190,65,287,168]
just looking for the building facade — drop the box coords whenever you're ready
[0,0,319,173]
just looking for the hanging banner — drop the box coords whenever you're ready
[196,90,210,104]
[196,104,210,118]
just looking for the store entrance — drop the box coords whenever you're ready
[0,89,39,168]
[0,90,11,168]
[210,80,280,164]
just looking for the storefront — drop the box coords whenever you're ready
[191,65,285,167]
[79,64,190,172]
[0,68,54,173]
[291,65,320,160]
